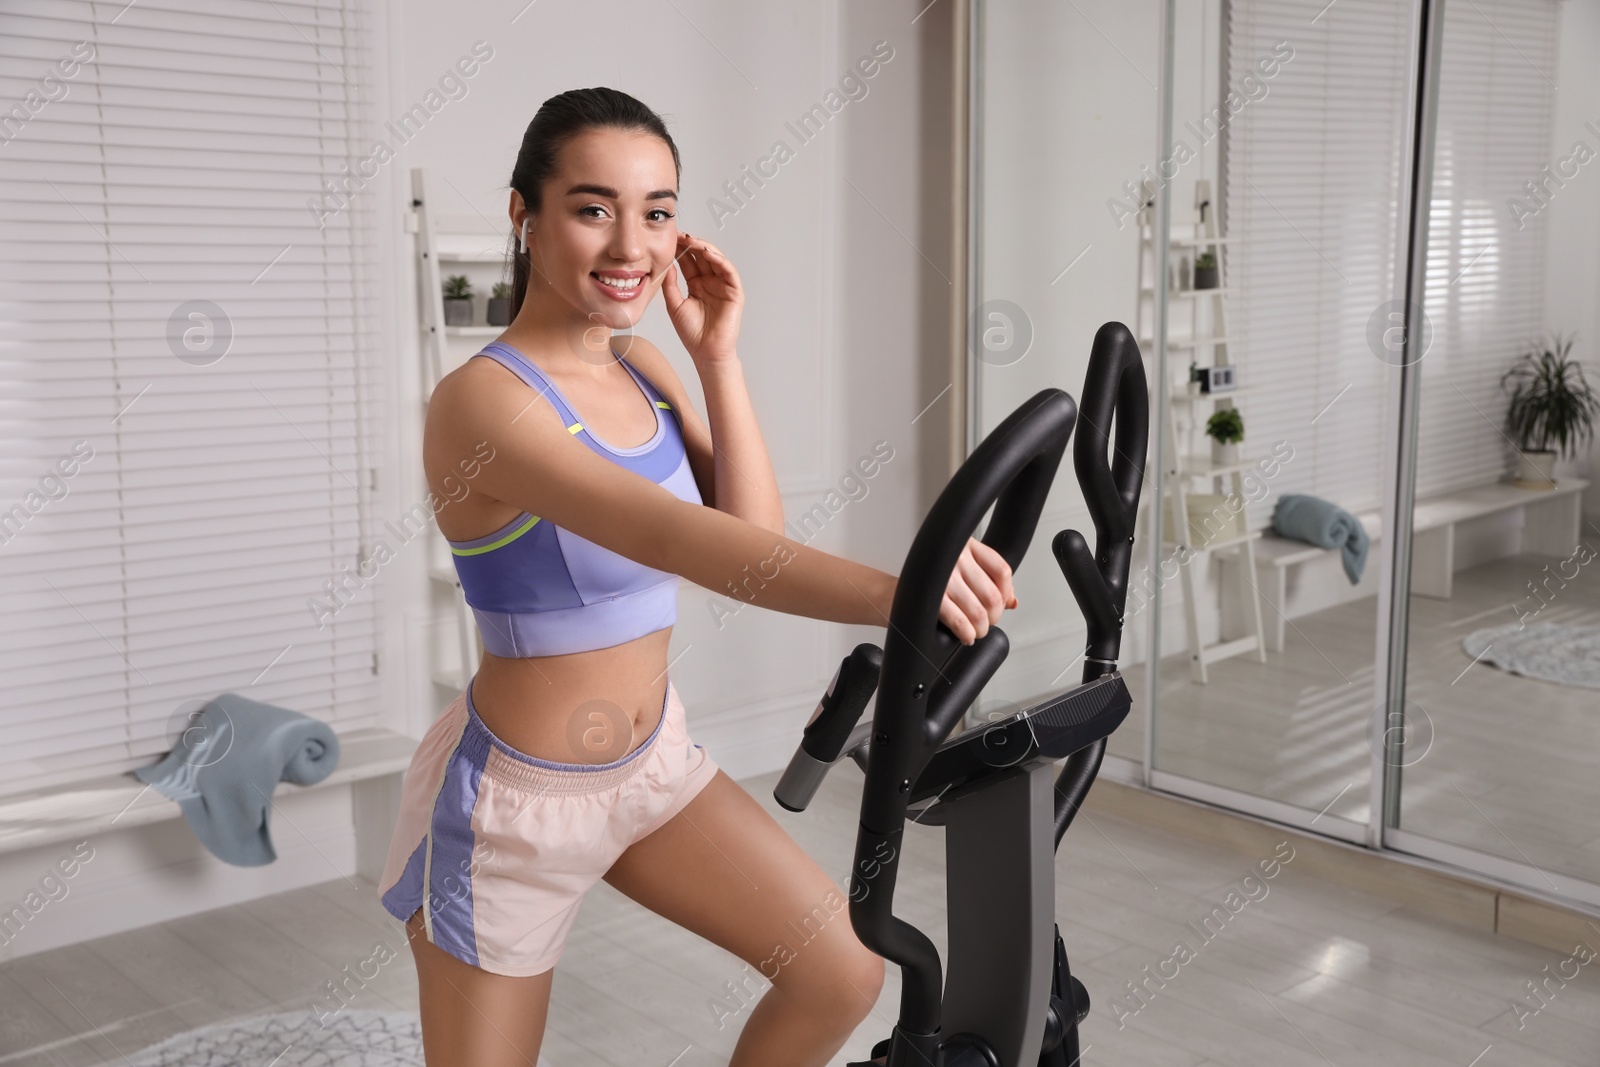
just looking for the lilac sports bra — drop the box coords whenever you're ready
[449,341,703,657]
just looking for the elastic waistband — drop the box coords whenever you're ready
[460,678,671,794]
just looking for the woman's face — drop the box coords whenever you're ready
[523,127,679,334]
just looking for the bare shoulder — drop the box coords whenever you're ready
[425,357,498,452]
[424,353,561,477]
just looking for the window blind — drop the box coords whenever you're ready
[0,0,384,798]
[1222,0,1415,522]
[1417,0,1559,495]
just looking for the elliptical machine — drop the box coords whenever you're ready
[774,322,1148,1066]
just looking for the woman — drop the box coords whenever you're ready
[377,87,1018,1067]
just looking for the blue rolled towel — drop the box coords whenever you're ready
[1271,493,1370,584]
[134,692,340,866]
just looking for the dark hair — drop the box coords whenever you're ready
[508,87,681,318]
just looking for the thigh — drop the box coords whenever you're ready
[404,907,554,1067]
[602,769,884,1006]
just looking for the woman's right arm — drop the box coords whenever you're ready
[431,361,897,629]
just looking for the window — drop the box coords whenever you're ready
[0,0,384,797]
[1223,0,1416,520]
[1418,0,1559,495]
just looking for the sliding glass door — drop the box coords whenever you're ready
[971,0,1600,910]
[1389,0,1600,908]
[1143,0,1419,840]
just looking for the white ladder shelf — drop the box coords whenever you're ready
[408,166,484,692]
[1137,180,1267,684]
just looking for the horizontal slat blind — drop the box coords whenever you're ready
[0,0,383,798]
[1223,0,1414,521]
[1417,0,1558,495]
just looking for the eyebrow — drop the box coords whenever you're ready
[565,183,677,201]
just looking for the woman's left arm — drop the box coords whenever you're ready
[655,231,786,535]
[692,357,784,532]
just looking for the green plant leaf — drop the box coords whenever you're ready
[1501,332,1599,457]
[1205,407,1244,444]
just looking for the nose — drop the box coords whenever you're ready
[608,211,645,265]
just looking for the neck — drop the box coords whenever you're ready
[502,291,620,374]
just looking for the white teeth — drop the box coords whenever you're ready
[597,275,642,290]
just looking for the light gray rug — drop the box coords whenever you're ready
[116,1009,551,1066]
[1462,622,1600,689]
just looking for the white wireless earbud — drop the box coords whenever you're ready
[519,215,531,254]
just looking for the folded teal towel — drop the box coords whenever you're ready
[134,693,340,866]
[1271,493,1370,584]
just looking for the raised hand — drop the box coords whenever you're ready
[661,231,744,364]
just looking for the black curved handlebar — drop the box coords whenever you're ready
[860,387,1075,836]
[840,323,1148,1059]
[848,387,1076,1042]
[1055,321,1148,675]
[1050,321,1148,848]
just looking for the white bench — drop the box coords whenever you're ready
[0,727,417,858]
[1247,478,1588,652]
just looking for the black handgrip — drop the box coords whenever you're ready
[801,644,883,762]
[1059,321,1147,669]
[924,626,1010,746]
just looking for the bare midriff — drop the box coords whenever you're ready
[468,628,673,766]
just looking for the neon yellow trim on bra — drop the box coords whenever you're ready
[450,513,541,556]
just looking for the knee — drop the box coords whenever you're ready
[787,943,884,1026]
[844,950,886,1018]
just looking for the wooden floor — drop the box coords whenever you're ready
[3,756,1599,1066]
[1111,554,1600,886]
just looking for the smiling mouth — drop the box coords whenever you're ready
[592,272,646,291]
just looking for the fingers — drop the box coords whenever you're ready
[966,538,1018,609]
[674,231,705,280]
[940,592,976,645]
[944,571,987,642]
[956,543,1006,631]
[676,231,742,294]
[940,539,1019,646]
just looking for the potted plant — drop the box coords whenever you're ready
[1502,334,1599,488]
[487,281,513,326]
[1187,359,1201,397]
[443,275,474,326]
[1206,407,1244,466]
[1193,251,1219,290]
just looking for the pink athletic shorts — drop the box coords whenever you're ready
[377,677,719,976]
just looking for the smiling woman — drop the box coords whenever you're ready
[375,86,1018,1067]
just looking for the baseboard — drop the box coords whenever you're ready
[1085,778,1600,955]
[0,783,365,963]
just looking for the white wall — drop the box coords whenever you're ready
[972,0,1180,712]
[0,0,960,962]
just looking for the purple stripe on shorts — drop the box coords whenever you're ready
[425,724,492,966]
